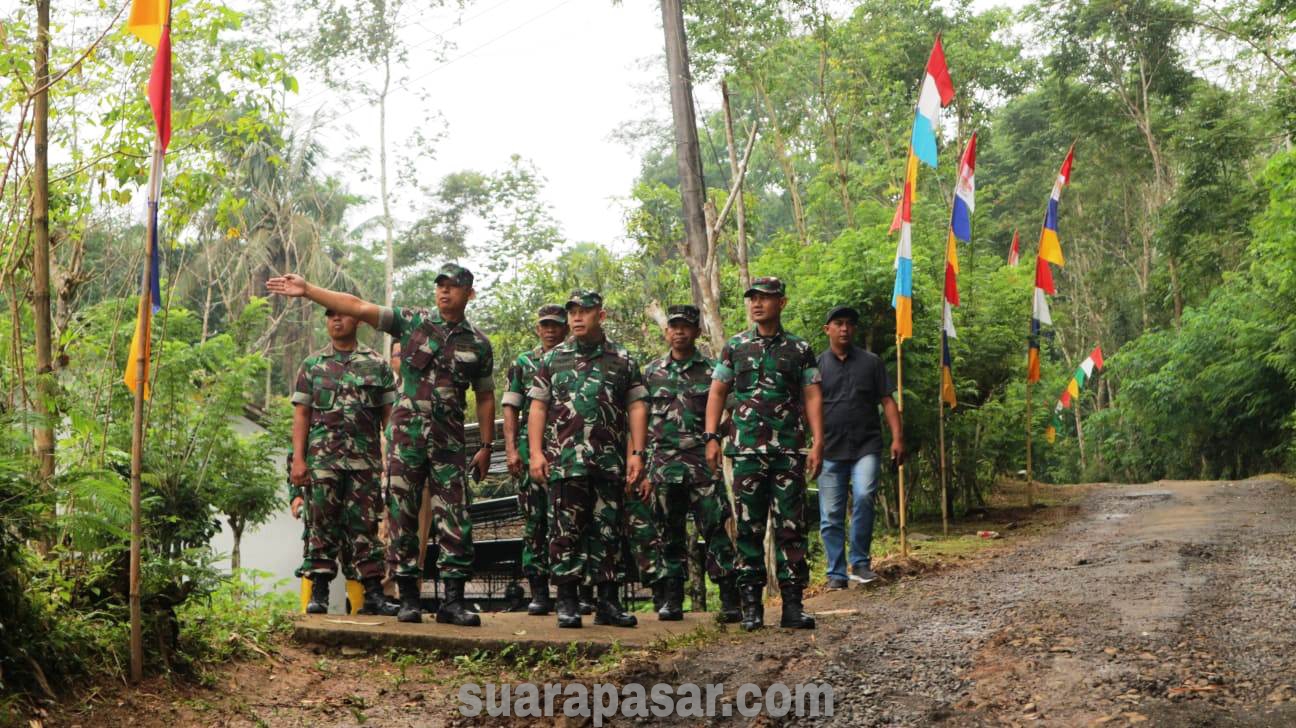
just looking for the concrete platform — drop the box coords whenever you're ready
[292,611,723,657]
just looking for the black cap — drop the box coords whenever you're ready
[666,304,701,326]
[825,305,860,325]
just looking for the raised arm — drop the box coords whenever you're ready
[266,274,382,329]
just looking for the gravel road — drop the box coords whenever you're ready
[627,478,1296,727]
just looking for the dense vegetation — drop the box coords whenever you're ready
[0,0,1292,711]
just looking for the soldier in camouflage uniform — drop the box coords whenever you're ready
[643,304,740,622]
[289,307,397,615]
[528,290,648,629]
[704,277,824,631]
[269,263,495,627]
[502,304,569,616]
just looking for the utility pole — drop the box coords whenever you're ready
[33,0,56,482]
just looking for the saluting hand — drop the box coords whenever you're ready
[267,273,308,297]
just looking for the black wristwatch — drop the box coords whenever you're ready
[702,432,722,444]
[479,442,493,452]
[630,450,646,458]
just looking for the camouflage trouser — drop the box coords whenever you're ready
[732,455,809,588]
[518,473,549,577]
[296,468,384,581]
[655,477,736,583]
[548,476,624,586]
[621,493,662,585]
[386,415,474,581]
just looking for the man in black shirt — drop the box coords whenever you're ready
[817,306,904,589]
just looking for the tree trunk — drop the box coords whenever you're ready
[661,0,724,349]
[721,80,751,294]
[32,0,55,481]
[231,521,243,573]
[379,56,395,351]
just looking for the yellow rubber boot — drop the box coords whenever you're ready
[345,579,364,615]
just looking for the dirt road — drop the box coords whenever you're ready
[626,478,1296,726]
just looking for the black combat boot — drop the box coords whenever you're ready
[556,582,582,628]
[651,580,666,612]
[657,578,684,621]
[716,576,741,624]
[358,577,399,616]
[578,584,596,615]
[778,583,816,629]
[527,575,553,616]
[396,577,422,623]
[740,583,764,632]
[593,582,638,627]
[436,579,482,627]
[307,574,331,614]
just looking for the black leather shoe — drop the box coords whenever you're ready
[358,577,399,616]
[593,582,637,627]
[307,574,331,614]
[527,575,553,616]
[740,583,764,632]
[716,576,741,624]
[556,582,582,628]
[396,577,422,623]
[578,584,596,615]
[436,579,482,627]
[778,583,816,629]
[657,578,684,621]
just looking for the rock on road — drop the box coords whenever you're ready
[632,478,1296,727]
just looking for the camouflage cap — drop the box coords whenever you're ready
[537,304,568,324]
[434,262,474,288]
[565,290,603,309]
[666,304,701,326]
[744,276,786,298]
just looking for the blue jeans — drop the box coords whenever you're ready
[817,455,880,581]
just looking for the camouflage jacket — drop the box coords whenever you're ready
[712,327,821,457]
[502,345,546,462]
[378,306,494,449]
[644,350,716,484]
[291,344,396,469]
[528,335,648,482]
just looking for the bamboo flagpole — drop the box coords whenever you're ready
[937,133,975,535]
[894,335,908,557]
[125,0,173,683]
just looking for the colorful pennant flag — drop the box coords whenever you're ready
[1027,255,1054,384]
[123,1,172,399]
[1038,145,1074,267]
[1046,400,1065,444]
[1007,229,1020,266]
[910,36,956,168]
[127,0,170,49]
[1046,346,1105,444]
[889,150,919,234]
[939,134,975,408]
[891,169,914,341]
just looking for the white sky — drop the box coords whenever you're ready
[293,0,667,255]
[283,0,1031,257]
